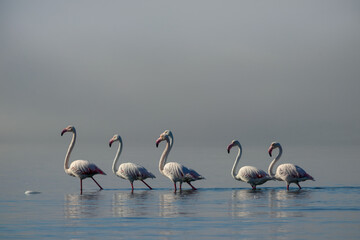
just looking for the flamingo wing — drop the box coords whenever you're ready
[276,163,313,180]
[294,165,314,180]
[134,164,156,179]
[184,168,205,182]
[238,166,269,181]
[70,160,106,178]
[163,162,186,181]
[118,163,155,180]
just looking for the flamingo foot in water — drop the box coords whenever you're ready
[296,182,302,189]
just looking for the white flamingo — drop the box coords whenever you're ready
[268,142,315,190]
[61,125,106,194]
[227,140,273,190]
[109,134,155,192]
[156,130,204,192]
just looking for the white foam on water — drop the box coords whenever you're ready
[24,191,41,195]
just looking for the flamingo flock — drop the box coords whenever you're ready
[61,125,314,194]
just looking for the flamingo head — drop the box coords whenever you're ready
[268,142,280,157]
[109,134,122,147]
[227,140,240,153]
[61,125,75,136]
[156,130,171,147]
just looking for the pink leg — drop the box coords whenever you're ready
[286,184,289,191]
[80,179,83,195]
[173,182,177,192]
[296,182,302,189]
[187,182,197,190]
[141,180,153,190]
[91,177,103,190]
[131,182,134,193]
[180,182,183,191]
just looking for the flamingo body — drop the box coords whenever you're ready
[68,160,106,179]
[268,142,314,190]
[228,140,272,189]
[116,162,155,181]
[156,130,204,192]
[162,162,202,183]
[109,134,155,191]
[236,166,272,187]
[275,163,314,184]
[61,125,106,194]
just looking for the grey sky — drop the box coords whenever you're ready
[1,0,359,148]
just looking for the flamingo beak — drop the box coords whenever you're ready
[268,147,273,157]
[109,140,113,147]
[61,129,67,136]
[227,144,233,154]
[156,137,162,148]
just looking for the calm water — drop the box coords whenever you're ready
[1,187,360,239]
[1,144,360,239]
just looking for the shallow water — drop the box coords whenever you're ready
[1,187,360,239]
[1,144,360,239]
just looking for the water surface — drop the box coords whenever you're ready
[1,187,360,239]
[1,145,360,239]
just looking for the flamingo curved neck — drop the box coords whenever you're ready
[231,144,242,179]
[112,140,123,174]
[268,145,282,178]
[167,132,174,148]
[159,138,171,173]
[64,130,76,173]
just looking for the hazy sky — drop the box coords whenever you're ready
[1,0,359,148]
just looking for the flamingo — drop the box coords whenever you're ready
[61,125,106,194]
[156,130,204,192]
[227,140,273,190]
[109,134,156,192]
[268,142,315,190]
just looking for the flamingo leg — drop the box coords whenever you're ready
[141,180,153,190]
[286,184,290,191]
[296,182,302,189]
[80,179,83,195]
[173,182,177,192]
[187,182,197,190]
[130,182,134,193]
[91,177,103,190]
[251,185,256,190]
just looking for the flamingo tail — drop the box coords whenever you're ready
[306,173,315,181]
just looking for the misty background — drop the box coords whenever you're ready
[0,1,359,190]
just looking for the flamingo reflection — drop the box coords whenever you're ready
[112,191,151,217]
[64,191,103,219]
[159,190,199,217]
[230,189,311,219]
